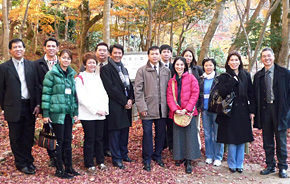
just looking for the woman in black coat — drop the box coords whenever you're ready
[181,49,203,80]
[216,51,254,173]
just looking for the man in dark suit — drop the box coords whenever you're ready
[0,39,40,174]
[160,44,174,153]
[100,44,134,169]
[34,37,59,167]
[253,47,290,178]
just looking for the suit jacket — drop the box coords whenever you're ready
[253,63,290,130]
[100,61,134,131]
[0,59,40,122]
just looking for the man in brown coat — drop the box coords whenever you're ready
[134,46,171,171]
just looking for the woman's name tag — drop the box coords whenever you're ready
[65,88,72,94]
[204,94,209,99]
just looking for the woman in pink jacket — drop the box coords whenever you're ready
[167,56,200,174]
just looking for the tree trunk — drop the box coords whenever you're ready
[54,0,61,40]
[19,0,31,39]
[169,9,174,48]
[198,0,226,65]
[103,0,111,45]
[2,0,10,60]
[145,0,152,50]
[278,0,290,67]
[229,0,266,52]
[271,1,282,63]
[249,0,281,71]
[64,8,69,41]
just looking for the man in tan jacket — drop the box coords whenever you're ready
[134,46,171,171]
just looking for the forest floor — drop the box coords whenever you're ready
[0,114,290,184]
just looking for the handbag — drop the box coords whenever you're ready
[38,123,57,150]
[171,80,194,127]
[208,73,236,116]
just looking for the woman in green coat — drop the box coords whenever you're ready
[42,49,79,179]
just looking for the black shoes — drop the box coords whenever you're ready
[279,169,288,178]
[28,163,36,171]
[18,166,35,175]
[185,160,192,174]
[49,157,56,167]
[143,163,151,171]
[260,167,275,175]
[104,150,112,157]
[153,159,164,167]
[66,166,80,176]
[113,162,125,169]
[175,159,185,166]
[229,168,236,173]
[236,168,243,173]
[123,157,133,162]
[55,170,74,179]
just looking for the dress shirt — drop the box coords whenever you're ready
[150,62,159,75]
[44,54,57,71]
[161,60,170,68]
[12,57,30,99]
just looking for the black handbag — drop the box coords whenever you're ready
[208,73,236,116]
[38,123,57,150]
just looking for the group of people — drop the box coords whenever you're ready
[0,38,289,179]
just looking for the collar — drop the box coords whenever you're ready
[44,54,57,62]
[150,62,159,69]
[12,57,24,65]
[161,60,170,67]
[265,64,275,73]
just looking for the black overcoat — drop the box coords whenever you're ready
[216,70,254,145]
[100,61,134,131]
[253,64,290,131]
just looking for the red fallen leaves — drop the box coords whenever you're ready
[1,114,290,183]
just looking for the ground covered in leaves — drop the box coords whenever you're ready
[0,114,290,184]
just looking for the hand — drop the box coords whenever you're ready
[73,116,78,123]
[43,117,52,124]
[33,106,40,117]
[141,111,147,116]
[175,110,185,116]
[97,111,106,116]
[250,113,255,124]
[125,99,133,109]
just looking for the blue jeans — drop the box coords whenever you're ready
[227,144,245,169]
[202,110,224,160]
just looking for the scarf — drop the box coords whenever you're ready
[226,68,248,99]
[202,71,215,79]
[109,58,130,92]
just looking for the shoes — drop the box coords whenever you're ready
[123,157,133,162]
[66,167,80,176]
[169,148,173,154]
[279,169,288,178]
[143,163,151,171]
[229,168,236,173]
[99,163,108,170]
[153,159,164,167]
[48,158,56,167]
[104,150,112,157]
[184,160,192,174]
[18,166,36,175]
[175,159,185,166]
[113,162,125,169]
[213,160,221,167]
[236,168,243,173]
[87,166,96,173]
[28,163,36,171]
[260,167,275,175]
[55,170,74,179]
[205,158,213,164]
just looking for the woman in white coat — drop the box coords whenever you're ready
[75,52,109,172]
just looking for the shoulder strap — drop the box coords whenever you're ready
[172,80,178,105]
[77,75,84,85]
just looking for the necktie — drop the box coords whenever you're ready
[265,70,271,102]
[99,63,103,71]
[17,61,29,99]
[165,64,168,68]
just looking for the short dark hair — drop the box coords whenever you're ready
[181,49,197,66]
[225,50,243,71]
[59,49,73,60]
[95,42,108,51]
[202,58,217,71]
[160,44,172,54]
[109,44,124,55]
[44,37,59,47]
[261,47,274,56]
[172,56,188,75]
[83,52,97,66]
[9,39,25,49]
[147,46,160,55]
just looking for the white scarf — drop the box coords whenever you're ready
[202,71,215,79]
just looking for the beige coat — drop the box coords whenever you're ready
[134,61,171,120]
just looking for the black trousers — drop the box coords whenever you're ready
[109,127,129,163]
[262,103,288,170]
[165,117,173,150]
[8,100,35,169]
[103,118,110,152]
[51,115,73,167]
[81,120,105,167]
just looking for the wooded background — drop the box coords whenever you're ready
[1,0,289,71]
